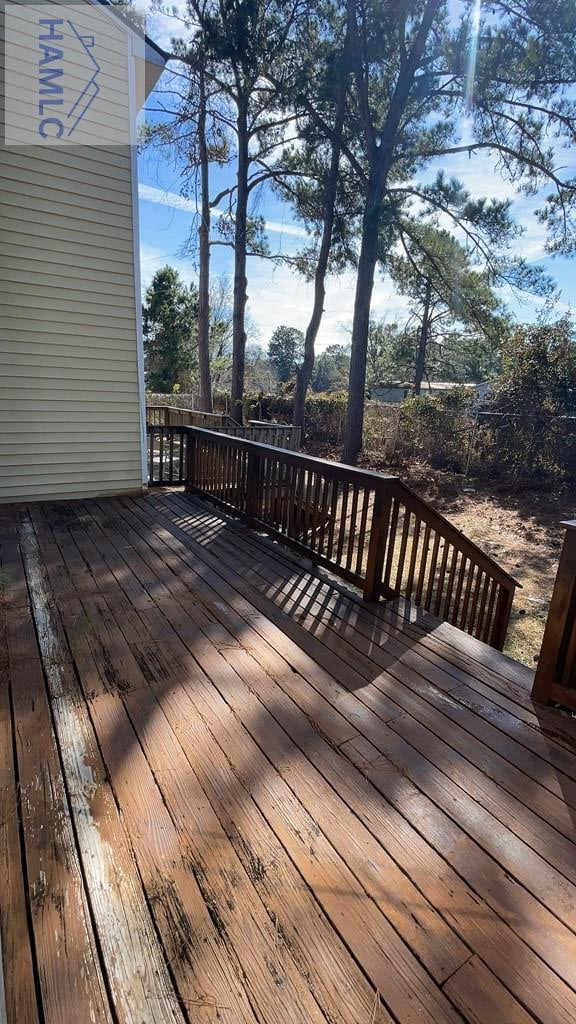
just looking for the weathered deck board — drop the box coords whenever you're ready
[1,491,576,1024]
[0,525,40,1024]
[18,518,185,1024]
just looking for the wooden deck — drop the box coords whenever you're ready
[1,491,576,1024]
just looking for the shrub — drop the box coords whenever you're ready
[397,390,475,472]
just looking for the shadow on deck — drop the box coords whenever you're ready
[1,491,575,1024]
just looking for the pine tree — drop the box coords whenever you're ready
[143,267,199,393]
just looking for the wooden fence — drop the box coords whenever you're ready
[184,427,519,649]
[532,521,576,710]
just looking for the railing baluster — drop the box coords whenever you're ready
[336,483,350,564]
[168,430,175,484]
[451,554,468,625]
[415,525,431,606]
[317,474,332,556]
[245,447,262,521]
[355,487,370,576]
[325,479,339,561]
[424,531,440,611]
[491,584,515,652]
[441,546,459,620]
[467,566,484,635]
[459,562,476,632]
[481,580,497,643]
[382,498,399,595]
[405,517,422,600]
[309,472,323,550]
[395,508,411,592]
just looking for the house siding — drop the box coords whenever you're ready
[0,0,145,503]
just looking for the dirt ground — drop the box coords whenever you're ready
[307,444,574,667]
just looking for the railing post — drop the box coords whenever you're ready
[532,520,576,707]
[363,487,392,602]
[245,448,263,521]
[185,430,197,492]
[490,585,514,651]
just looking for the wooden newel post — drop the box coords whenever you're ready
[531,520,576,708]
[185,431,197,492]
[245,449,262,521]
[363,488,392,602]
[491,586,515,652]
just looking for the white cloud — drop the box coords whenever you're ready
[140,241,197,289]
[139,183,308,238]
[243,261,411,349]
[140,238,410,348]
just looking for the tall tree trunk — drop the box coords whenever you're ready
[197,63,213,412]
[341,0,439,464]
[342,195,380,464]
[230,97,249,424]
[293,55,348,431]
[413,276,432,395]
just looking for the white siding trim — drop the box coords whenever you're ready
[128,36,148,487]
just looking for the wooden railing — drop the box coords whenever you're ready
[532,521,576,710]
[147,425,188,486]
[217,422,302,451]
[147,407,301,450]
[184,428,519,649]
[146,405,231,429]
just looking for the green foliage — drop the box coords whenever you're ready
[240,390,349,445]
[365,321,412,386]
[477,317,576,481]
[399,390,475,472]
[268,325,305,382]
[143,267,199,393]
[311,344,351,392]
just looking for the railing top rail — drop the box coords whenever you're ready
[185,426,519,590]
[184,425,398,485]
[247,419,299,428]
[147,405,228,420]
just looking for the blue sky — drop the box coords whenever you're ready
[137,7,576,352]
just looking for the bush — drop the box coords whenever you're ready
[239,391,349,446]
[398,389,475,472]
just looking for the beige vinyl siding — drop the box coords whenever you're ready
[0,0,146,503]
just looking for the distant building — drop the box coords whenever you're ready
[370,380,493,404]
[369,382,412,403]
[422,381,493,400]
